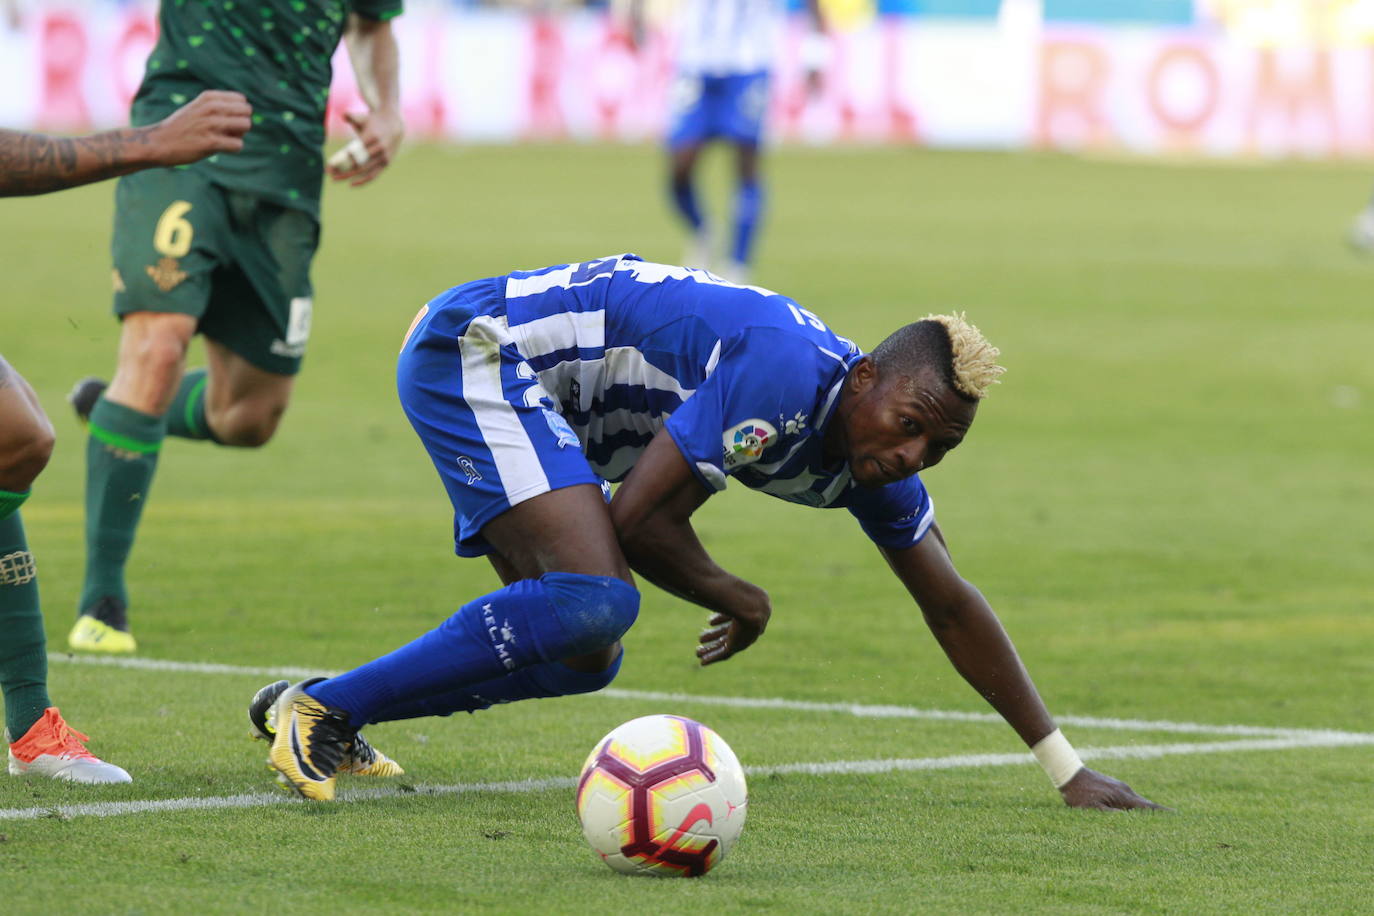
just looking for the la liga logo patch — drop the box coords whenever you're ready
[722,419,777,470]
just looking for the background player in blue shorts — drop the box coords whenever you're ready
[649,0,827,282]
[257,255,1161,811]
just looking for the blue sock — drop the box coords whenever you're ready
[364,651,623,724]
[309,573,638,725]
[732,178,764,265]
[670,177,705,233]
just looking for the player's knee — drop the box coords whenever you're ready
[209,401,285,448]
[116,333,189,406]
[549,647,624,696]
[541,572,640,656]
[215,417,277,448]
[0,417,55,492]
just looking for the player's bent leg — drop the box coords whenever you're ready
[359,537,628,723]
[198,338,295,448]
[486,547,623,676]
[268,580,636,799]
[355,492,637,720]
[308,565,639,725]
[72,312,195,654]
[0,367,56,746]
[364,648,624,723]
[266,487,639,799]
[0,364,129,782]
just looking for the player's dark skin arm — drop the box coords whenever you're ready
[0,90,251,197]
[610,427,772,665]
[0,128,156,197]
[881,528,1165,811]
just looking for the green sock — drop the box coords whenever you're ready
[165,369,218,442]
[0,498,51,739]
[80,397,166,615]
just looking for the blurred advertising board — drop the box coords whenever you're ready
[1,1,1371,157]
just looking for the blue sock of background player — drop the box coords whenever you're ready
[731,177,763,268]
[670,174,705,235]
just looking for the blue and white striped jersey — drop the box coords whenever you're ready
[675,0,779,77]
[426,254,935,550]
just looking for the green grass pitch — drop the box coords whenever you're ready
[1,143,1371,913]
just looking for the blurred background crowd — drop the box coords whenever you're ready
[3,0,1373,156]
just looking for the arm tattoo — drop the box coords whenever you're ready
[0,127,153,197]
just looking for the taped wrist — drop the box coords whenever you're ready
[1031,728,1084,788]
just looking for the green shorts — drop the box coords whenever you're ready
[110,168,320,376]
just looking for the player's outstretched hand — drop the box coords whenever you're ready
[147,90,252,165]
[1059,767,1168,811]
[697,592,771,666]
[328,108,404,187]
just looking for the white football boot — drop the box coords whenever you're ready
[683,228,715,272]
[719,260,751,286]
[6,706,132,784]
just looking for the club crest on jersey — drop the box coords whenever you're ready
[457,456,483,485]
[722,419,777,470]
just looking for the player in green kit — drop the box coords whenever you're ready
[69,0,405,654]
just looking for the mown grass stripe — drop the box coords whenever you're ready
[4,734,1370,822]
[48,652,1373,741]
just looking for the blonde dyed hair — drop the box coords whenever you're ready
[921,312,1005,400]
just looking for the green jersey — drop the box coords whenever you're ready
[130,0,402,216]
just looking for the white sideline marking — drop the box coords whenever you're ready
[2,732,1371,822]
[49,653,322,682]
[46,652,1371,741]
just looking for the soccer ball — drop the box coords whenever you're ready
[575,714,748,877]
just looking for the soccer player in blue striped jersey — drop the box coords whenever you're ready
[261,255,1162,811]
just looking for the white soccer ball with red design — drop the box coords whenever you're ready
[575,714,747,877]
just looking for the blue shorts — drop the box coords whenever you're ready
[397,277,604,558]
[666,71,770,149]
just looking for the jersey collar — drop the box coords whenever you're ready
[814,349,865,437]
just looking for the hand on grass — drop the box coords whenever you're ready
[1060,767,1169,811]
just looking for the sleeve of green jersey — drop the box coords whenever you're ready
[350,0,403,21]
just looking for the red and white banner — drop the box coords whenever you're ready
[2,5,1371,158]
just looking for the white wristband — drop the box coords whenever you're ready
[1031,728,1084,789]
